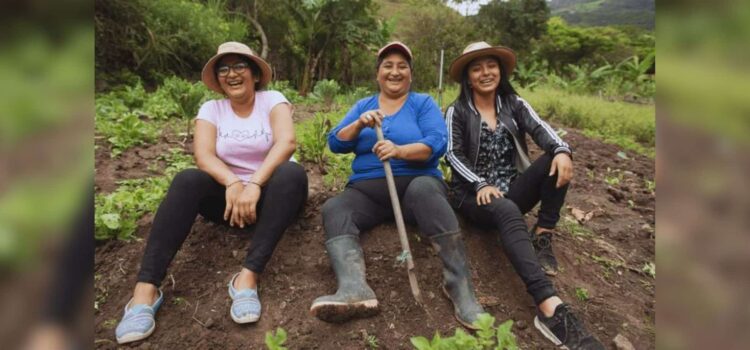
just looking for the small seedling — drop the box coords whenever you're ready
[103,319,118,329]
[642,262,656,278]
[645,179,656,192]
[559,216,593,237]
[265,327,288,350]
[365,334,379,349]
[575,287,590,302]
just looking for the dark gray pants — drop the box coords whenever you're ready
[322,175,459,240]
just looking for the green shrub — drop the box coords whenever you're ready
[96,110,162,157]
[323,151,354,191]
[312,79,341,105]
[296,111,333,163]
[267,80,304,105]
[95,0,248,84]
[410,313,519,350]
[335,86,373,106]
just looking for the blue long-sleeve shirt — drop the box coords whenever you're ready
[328,92,448,183]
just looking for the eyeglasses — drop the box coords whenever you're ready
[217,62,249,77]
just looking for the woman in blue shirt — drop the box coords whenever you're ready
[309,42,484,329]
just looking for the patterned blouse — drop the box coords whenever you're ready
[475,119,517,193]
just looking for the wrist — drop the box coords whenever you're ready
[226,179,243,188]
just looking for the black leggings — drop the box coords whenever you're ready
[505,153,568,229]
[137,162,308,287]
[459,154,565,304]
[322,175,459,240]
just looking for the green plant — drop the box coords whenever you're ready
[558,216,593,237]
[267,80,304,104]
[95,150,193,241]
[591,255,625,277]
[265,327,288,350]
[645,179,656,193]
[95,176,170,240]
[102,319,118,329]
[642,262,656,278]
[296,111,333,163]
[575,287,590,302]
[96,110,161,157]
[323,152,354,191]
[410,313,519,350]
[312,79,341,106]
[366,334,379,349]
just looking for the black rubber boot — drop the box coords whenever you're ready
[431,231,485,329]
[310,235,379,323]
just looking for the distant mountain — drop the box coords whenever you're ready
[549,0,654,29]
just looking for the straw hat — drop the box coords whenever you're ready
[201,42,272,94]
[448,41,516,83]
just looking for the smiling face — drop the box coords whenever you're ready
[216,54,257,100]
[376,52,412,98]
[467,56,501,96]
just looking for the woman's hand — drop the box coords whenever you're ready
[372,140,403,161]
[550,153,573,188]
[476,186,504,206]
[236,183,262,226]
[224,181,245,227]
[356,110,385,129]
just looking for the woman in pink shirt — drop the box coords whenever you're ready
[115,42,307,344]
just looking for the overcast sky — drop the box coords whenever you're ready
[446,0,491,16]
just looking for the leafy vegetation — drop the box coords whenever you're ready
[411,313,519,350]
[575,287,590,301]
[95,148,194,241]
[265,327,288,350]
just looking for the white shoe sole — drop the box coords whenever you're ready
[231,312,260,324]
[309,299,378,310]
[534,316,569,349]
[116,323,155,344]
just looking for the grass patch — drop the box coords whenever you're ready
[558,216,594,237]
[521,85,654,156]
[431,84,654,157]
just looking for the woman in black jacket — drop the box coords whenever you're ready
[445,42,604,350]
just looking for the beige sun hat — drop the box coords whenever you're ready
[377,41,413,61]
[448,41,516,83]
[201,41,272,94]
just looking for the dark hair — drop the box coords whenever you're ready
[456,57,518,110]
[214,55,263,90]
[376,48,413,71]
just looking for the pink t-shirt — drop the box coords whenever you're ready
[196,90,290,182]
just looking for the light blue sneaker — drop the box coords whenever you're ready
[228,273,261,324]
[115,289,163,344]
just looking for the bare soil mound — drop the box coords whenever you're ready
[95,123,654,349]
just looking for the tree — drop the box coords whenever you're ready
[397,0,480,90]
[475,0,550,53]
[285,0,386,95]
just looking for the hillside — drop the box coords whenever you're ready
[549,0,654,29]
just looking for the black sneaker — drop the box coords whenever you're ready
[532,231,559,276]
[534,303,605,350]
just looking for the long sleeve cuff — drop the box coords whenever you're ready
[474,180,490,192]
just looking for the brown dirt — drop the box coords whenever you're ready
[94,122,655,349]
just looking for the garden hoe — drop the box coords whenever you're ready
[375,125,424,305]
